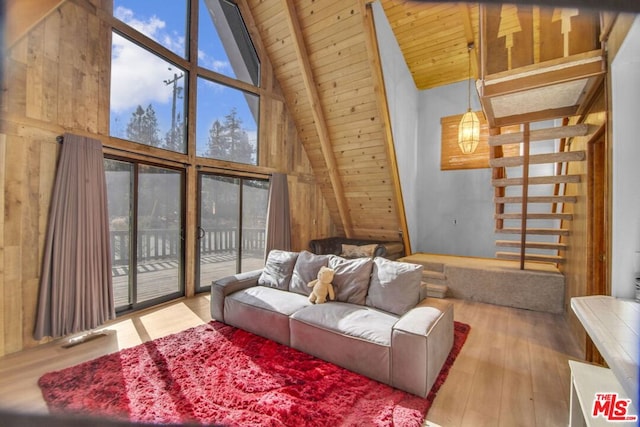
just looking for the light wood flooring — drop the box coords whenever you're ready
[0,295,583,426]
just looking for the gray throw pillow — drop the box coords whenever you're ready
[258,250,299,290]
[365,257,423,316]
[329,256,373,305]
[289,250,331,296]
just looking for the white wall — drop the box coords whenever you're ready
[416,82,497,257]
[611,15,640,298]
[372,2,559,258]
[371,2,420,250]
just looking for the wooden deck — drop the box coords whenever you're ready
[112,252,265,307]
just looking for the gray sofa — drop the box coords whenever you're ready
[210,249,454,398]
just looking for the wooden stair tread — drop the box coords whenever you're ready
[495,213,573,220]
[496,227,570,236]
[492,174,581,187]
[495,195,577,204]
[490,151,586,168]
[423,270,446,281]
[496,240,568,250]
[488,124,590,146]
[496,252,566,263]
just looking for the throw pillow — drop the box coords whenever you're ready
[365,257,423,316]
[289,250,332,296]
[258,250,299,290]
[340,243,379,258]
[329,256,373,305]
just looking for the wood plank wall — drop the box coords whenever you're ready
[560,89,605,357]
[0,0,334,357]
[560,14,634,358]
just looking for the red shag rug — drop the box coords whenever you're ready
[39,321,470,426]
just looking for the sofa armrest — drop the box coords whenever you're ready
[210,269,262,322]
[391,298,454,397]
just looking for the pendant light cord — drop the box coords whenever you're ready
[467,43,472,112]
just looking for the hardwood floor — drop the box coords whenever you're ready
[0,295,582,426]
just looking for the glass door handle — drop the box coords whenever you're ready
[197,226,205,239]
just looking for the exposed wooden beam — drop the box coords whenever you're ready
[359,2,411,252]
[6,0,65,48]
[481,51,605,97]
[280,0,353,236]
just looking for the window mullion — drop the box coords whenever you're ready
[187,0,199,161]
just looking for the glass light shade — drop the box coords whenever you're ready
[458,109,480,154]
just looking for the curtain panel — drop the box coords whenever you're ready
[265,173,291,254]
[34,134,114,340]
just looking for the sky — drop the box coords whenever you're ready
[109,0,258,158]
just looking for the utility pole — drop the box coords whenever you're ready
[164,69,184,149]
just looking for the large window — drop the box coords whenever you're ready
[110,34,188,153]
[196,78,259,162]
[109,0,260,164]
[105,158,185,313]
[196,174,268,291]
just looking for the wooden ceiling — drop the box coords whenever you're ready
[380,1,482,90]
[6,0,623,252]
[242,0,408,244]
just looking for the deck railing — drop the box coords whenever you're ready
[110,228,266,266]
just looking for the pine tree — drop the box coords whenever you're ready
[163,112,185,152]
[223,108,254,163]
[206,119,227,159]
[205,107,255,163]
[126,104,161,147]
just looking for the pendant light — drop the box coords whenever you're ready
[458,43,480,154]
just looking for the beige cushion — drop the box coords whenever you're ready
[329,256,373,305]
[340,243,378,258]
[289,250,331,296]
[258,250,299,290]
[366,257,423,316]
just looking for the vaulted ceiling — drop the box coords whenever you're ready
[380,1,482,89]
[242,0,409,245]
[240,0,610,250]
[6,0,631,253]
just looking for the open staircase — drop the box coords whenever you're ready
[489,122,591,269]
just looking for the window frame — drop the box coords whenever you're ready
[108,0,262,164]
[104,155,187,315]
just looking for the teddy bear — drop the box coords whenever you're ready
[307,266,336,304]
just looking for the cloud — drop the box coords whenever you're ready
[114,6,166,36]
[110,33,178,113]
[198,49,232,74]
[110,7,185,113]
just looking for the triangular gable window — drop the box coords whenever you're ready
[199,0,260,87]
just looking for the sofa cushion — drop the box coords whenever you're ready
[227,286,311,316]
[291,302,397,346]
[258,250,299,290]
[225,286,311,346]
[340,243,379,259]
[366,257,423,316]
[289,250,331,296]
[328,256,373,305]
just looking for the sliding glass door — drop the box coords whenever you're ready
[105,158,185,312]
[196,173,268,292]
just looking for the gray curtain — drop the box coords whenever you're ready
[34,133,114,339]
[265,173,291,254]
